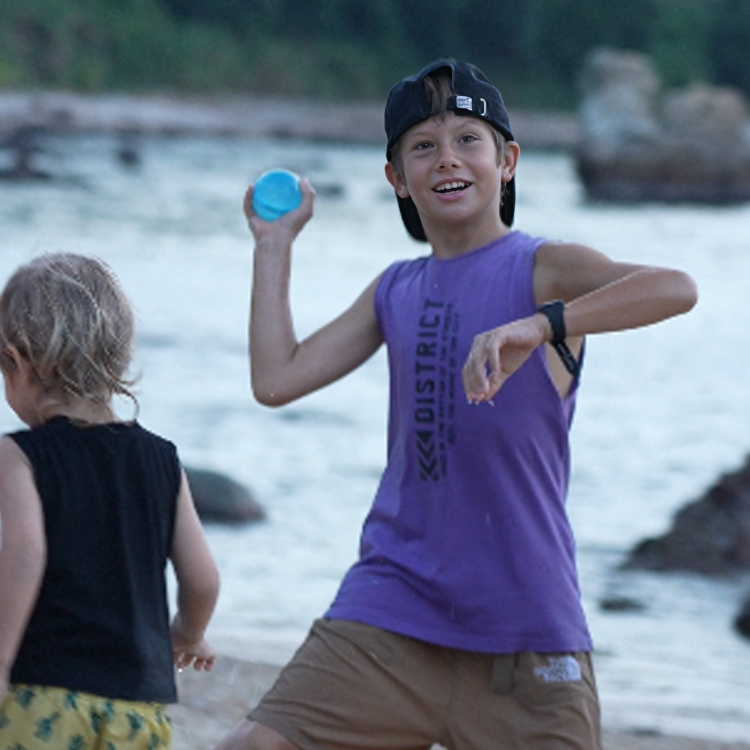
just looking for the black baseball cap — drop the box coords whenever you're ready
[384,59,516,241]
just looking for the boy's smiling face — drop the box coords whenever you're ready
[385,111,519,249]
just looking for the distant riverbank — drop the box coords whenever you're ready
[0,91,580,151]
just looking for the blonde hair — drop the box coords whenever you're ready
[0,253,137,407]
[390,72,506,176]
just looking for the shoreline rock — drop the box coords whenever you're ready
[735,594,750,639]
[622,453,750,642]
[0,90,580,151]
[184,466,265,526]
[623,454,750,576]
[575,47,750,204]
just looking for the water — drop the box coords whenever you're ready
[1,135,750,742]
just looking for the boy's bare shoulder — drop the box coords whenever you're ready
[533,240,645,304]
[535,239,607,264]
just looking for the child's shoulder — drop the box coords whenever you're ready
[122,421,180,456]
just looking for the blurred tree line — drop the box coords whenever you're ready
[1,0,749,109]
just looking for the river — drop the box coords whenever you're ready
[1,134,749,742]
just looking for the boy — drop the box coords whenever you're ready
[216,59,697,750]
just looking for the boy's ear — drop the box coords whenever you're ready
[385,162,410,198]
[501,142,521,183]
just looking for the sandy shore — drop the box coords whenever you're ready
[169,655,749,750]
[0,91,580,151]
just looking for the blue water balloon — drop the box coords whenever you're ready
[252,169,302,221]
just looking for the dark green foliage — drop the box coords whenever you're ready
[650,0,714,87]
[709,0,750,93]
[0,0,251,91]
[0,0,748,107]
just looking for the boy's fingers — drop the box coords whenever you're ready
[295,178,315,217]
[463,330,512,403]
[243,185,254,216]
[483,338,501,382]
[462,358,488,403]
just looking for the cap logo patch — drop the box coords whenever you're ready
[455,95,472,110]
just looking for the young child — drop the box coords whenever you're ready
[0,253,220,749]
[216,59,698,750]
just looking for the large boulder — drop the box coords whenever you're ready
[623,457,750,643]
[578,47,661,162]
[623,456,750,575]
[184,466,265,525]
[576,47,750,203]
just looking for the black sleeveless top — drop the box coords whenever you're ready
[9,416,180,703]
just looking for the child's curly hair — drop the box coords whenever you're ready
[0,253,137,406]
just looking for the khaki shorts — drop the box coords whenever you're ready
[250,618,601,750]
[0,683,172,750]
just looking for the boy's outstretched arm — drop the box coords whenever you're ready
[170,470,220,672]
[463,242,698,403]
[0,438,46,700]
[533,242,698,337]
[244,182,383,407]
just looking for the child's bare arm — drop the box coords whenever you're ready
[463,242,697,403]
[170,469,220,672]
[244,183,383,407]
[533,242,698,336]
[0,438,46,693]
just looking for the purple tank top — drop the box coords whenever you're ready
[326,231,592,653]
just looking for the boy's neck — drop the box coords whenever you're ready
[428,220,513,260]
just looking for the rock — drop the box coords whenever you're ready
[0,91,583,152]
[184,466,265,525]
[623,455,750,575]
[0,91,386,144]
[0,124,53,181]
[578,47,661,162]
[662,84,748,141]
[599,595,647,613]
[734,594,750,640]
[576,47,750,203]
[115,129,142,168]
[311,180,345,198]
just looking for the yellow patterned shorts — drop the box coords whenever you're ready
[0,683,172,750]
